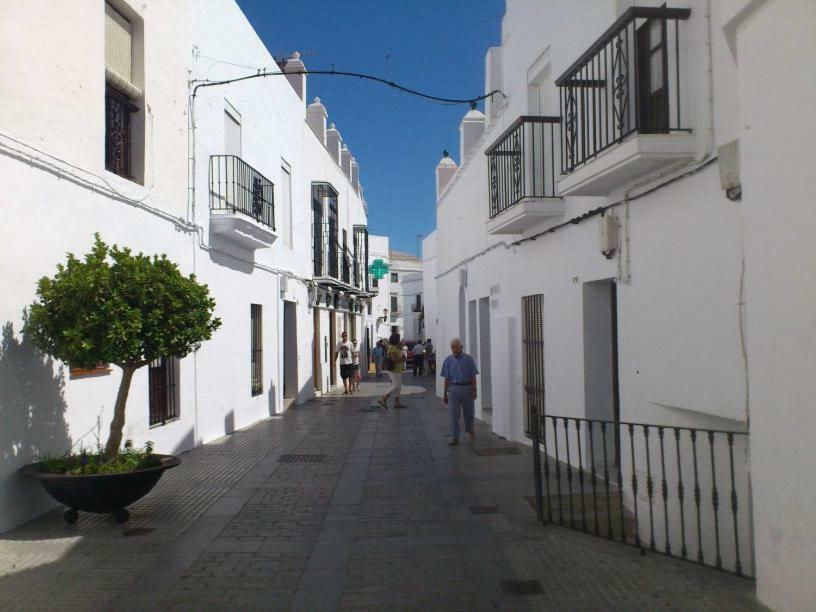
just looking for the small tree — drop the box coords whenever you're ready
[25,235,221,458]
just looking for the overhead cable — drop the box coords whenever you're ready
[192,68,503,106]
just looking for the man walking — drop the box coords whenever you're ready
[440,338,478,445]
[412,340,425,376]
[372,340,384,378]
[334,331,354,394]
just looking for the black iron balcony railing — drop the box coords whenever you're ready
[313,225,360,288]
[525,404,752,577]
[485,116,560,219]
[556,7,691,174]
[209,155,275,229]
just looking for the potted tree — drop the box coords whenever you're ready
[21,234,221,523]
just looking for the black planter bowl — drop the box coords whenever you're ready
[21,454,180,523]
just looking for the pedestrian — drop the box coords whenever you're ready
[351,338,361,392]
[378,333,405,409]
[440,338,479,445]
[372,340,384,378]
[412,340,425,376]
[334,331,354,394]
[401,342,408,371]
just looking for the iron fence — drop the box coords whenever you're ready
[556,7,691,174]
[209,155,275,230]
[528,408,752,577]
[486,117,561,218]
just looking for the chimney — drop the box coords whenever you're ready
[283,51,306,101]
[306,97,327,144]
[435,150,458,200]
[326,123,342,164]
[459,104,485,161]
[351,158,360,193]
[340,145,352,179]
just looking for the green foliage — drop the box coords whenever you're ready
[24,234,221,370]
[36,441,160,475]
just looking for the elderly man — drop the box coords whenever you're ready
[440,338,479,446]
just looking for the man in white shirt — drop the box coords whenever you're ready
[335,331,354,394]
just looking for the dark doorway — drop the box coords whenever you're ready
[283,301,297,406]
[637,17,669,133]
[329,312,337,387]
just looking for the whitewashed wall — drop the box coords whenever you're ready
[426,0,816,605]
[0,0,371,533]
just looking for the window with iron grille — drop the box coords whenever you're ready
[251,304,263,396]
[105,87,136,177]
[149,357,180,426]
[353,225,369,291]
[391,272,398,283]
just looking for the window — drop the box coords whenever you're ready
[225,105,242,156]
[280,163,292,247]
[391,295,398,313]
[251,304,263,396]
[372,275,379,288]
[105,88,136,177]
[391,272,399,283]
[149,357,179,426]
[104,3,142,180]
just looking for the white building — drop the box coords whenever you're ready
[423,1,816,609]
[0,0,373,533]
[421,232,438,347]
[400,272,424,342]
[388,250,422,340]
[367,235,393,345]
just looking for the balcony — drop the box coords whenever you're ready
[485,116,565,235]
[312,223,365,293]
[209,155,276,249]
[556,7,693,196]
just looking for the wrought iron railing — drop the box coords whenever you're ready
[486,116,561,218]
[556,7,691,174]
[526,406,752,577]
[209,155,275,230]
[313,225,359,288]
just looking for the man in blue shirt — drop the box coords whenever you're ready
[440,338,479,446]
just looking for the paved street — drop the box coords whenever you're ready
[0,378,761,611]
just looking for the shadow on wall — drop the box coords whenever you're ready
[0,322,72,533]
[207,229,255,274]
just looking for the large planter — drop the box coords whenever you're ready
[22,454,180,523]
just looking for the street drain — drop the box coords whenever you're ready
[500,579,544,596]
[468,505,498,515]
[122,527,155,537]
[278,454,325,464]
[472,447,522,456]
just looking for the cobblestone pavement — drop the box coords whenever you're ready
[0,378,762,611]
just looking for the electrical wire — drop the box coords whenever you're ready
[192,68,503,106]
[435,155,720,280]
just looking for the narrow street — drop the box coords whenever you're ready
[0,378,760,611]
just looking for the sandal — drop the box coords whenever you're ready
[377,398,389,410]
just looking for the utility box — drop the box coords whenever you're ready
[599,214,618,259]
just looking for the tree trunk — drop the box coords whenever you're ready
[104,365,136,459]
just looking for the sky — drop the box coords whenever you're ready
[236,0,503,255]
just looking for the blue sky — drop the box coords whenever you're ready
[236,0,503,255]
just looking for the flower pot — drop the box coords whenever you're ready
[21,454,180,523]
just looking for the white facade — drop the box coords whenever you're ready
[0,0,372,533]
[388,250,422,340]
[368,235,393,343]
[424,1,816,608]
[421,232,439,347]
[400,272,424,342]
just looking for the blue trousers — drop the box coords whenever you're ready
[448,384,475,441]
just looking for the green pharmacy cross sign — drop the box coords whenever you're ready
[369,259,389,280]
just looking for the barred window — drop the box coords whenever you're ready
[149,357,180,426]
[251,304,263,396]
